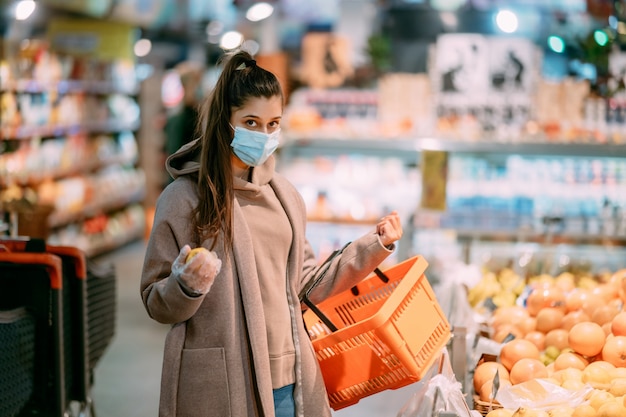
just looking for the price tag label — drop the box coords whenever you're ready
[420,150,448,211]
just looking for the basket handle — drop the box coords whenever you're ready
[300,242,390,333]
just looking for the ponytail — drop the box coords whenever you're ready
[191,50,284,253]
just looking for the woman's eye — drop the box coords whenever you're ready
[245,120,257,127]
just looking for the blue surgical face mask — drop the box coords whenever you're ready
[230,125,281,167]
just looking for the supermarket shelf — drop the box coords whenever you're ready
[451,228,626,246]
[280,137,420,163]
[0,155,137,188]
[1,120,141,140]
[85,225,145,258]
[1,79,139,96]
[280,137,626,159]
[414,210,626,246]
[48,188,146,229]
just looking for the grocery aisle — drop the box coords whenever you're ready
[90,240,168,417]
[88,240,421,417]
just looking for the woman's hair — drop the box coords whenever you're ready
[190,50,284,252]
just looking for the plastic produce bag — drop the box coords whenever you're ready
[496,378,593,412]
[397,348,481,417]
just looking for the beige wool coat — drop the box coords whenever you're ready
[140,141,394,417]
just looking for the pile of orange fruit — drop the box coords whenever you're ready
[474,269,626,417]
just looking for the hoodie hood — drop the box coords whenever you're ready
[166,138,202,179]
[166,137,275,187]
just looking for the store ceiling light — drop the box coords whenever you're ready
[206,21,224,37]
[134,38,152,57]
[440,12,458,30]
[241,39,260,55]
[547,35,565,53]
[220,31,244,50]
[246,2,274,22]
[495,9,518,34]
[594,29,609,46]
[15,0,36,20]
[206,21,225,44]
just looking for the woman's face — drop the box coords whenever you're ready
[230,95,283,170]
[230,95,283,134]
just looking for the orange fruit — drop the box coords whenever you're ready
[611,311,626,336]
[473,361,510,393]
[545,328,570,351]
[569,321,606,357]
[186,247,209,263]
[526,287,566,316]
[536,307,565,333]
[523,331,546,351]
[509,358,548,385]
[602,335,626,367]
[591,304,620,326]
[499,339,540,371]
[553,351,589,371]
[561,310,591,331]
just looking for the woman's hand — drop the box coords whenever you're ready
[376,211,403,247]
[171,245,222,296]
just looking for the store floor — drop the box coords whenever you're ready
[90,240,421,417]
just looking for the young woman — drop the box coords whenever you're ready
[140,50,402,417]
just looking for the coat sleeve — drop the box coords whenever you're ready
[299,231,394,306]
[140,179,207,324]
[271,170,394,309]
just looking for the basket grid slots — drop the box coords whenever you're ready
[315,330,401,369]
[329,367,410,406]
[416,322,449,366]
[320,276,446,369]
[336,281,401,327]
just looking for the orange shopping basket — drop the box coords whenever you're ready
[301,250,451,410]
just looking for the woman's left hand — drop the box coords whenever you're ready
[376,210,403,247]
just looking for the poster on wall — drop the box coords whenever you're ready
[433,34,489,97]
[47,19,135,61]
[432,33,538,137]
[487,37,535,95]
[300,33,354,89]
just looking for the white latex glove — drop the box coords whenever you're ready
[171,245,222,296]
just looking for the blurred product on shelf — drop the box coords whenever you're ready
[283,30,626,146]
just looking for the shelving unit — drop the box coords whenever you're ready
[0,21,146,258]
[280,136,626,158]
[278,135,626,270]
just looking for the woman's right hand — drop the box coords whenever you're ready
[171,244,222,296]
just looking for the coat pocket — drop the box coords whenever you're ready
[177,347,231,417]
